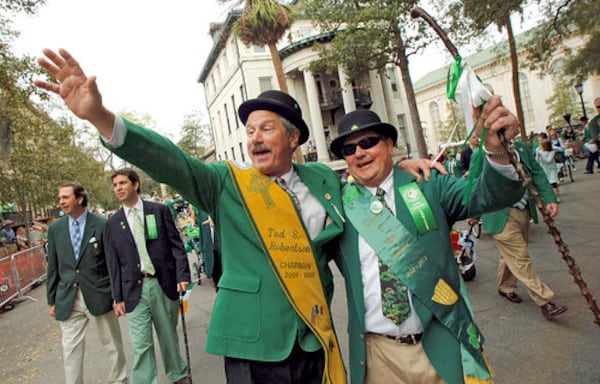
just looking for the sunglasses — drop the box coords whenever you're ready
[341,136,386,156]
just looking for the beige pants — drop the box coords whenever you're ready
[365,333,445,384]
[58,289,127,384]
[494,208,554,306]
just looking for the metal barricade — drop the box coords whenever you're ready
[0,256,19,307]
[1,246,47,308]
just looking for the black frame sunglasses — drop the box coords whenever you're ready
[341,136,386,156]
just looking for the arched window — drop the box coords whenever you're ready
[519,72,535,126]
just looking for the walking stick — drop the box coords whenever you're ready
[410,6,600,326]
[179,292,193,383]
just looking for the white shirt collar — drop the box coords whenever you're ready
[124,198,143,218]
[365,170,394,197]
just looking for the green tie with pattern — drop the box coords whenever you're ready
[132,207,155,275]
[376,187,411,324]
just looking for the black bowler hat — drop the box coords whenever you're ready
[238,90,309,144]
[330,110,397,158]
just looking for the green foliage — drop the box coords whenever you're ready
[303,0,426,82]
[544,77,580,128]
[177,110,213,159]
[235,0,294,47]
[527,0,600,79]
[302,0,433,157]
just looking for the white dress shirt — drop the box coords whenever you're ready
[359,171,424,337]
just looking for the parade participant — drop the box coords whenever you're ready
[105,168,192,384]
[483,140,566,320]
[46,182,127,384]
[331,102,524,384]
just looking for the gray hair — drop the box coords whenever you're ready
[280,116,300,138]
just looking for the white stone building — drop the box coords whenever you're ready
[198,10,415,169]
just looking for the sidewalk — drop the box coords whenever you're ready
[1,165,599,383]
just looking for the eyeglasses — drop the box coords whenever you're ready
[341,136,386,156]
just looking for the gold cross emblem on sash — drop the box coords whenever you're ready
[248,173,275,208]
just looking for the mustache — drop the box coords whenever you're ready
[251,144,271,154]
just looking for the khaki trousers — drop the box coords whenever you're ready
[59,289,127,384]
[494,208,554,306]
[365,333,445,384]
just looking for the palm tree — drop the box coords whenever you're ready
[221,0,304,161]
[225,0,294,92]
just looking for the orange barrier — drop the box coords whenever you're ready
[0,256,18,307]
[1,246,47,308]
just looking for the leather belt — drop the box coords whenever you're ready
[141,272,155,278]
[368,332,423,345]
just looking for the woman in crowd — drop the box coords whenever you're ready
[537,139,560,203]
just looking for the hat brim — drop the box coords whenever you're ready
[331,122,397,158]
[239,99,310,145]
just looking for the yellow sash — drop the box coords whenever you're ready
[227,161,346,384]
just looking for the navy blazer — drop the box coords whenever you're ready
[104,200,190,312]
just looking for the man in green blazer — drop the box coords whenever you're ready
[46,182,126,384]
[331,101,524,384]
[36,49,352,384]
[481,141,566,320]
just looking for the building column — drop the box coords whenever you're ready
[302,69,328,162]
[338,65,356,114]
[381,68,399,127]
[369,70,388,119]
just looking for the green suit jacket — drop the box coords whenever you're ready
[108,119,345,362]
[46,212,113,321]
[335,161,523,384]
[482,142,557,234]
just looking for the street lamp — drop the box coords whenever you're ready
[574,82,586,120]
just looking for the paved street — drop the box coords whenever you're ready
[1,165,599,383]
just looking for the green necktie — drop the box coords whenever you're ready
[376,187,411,324]
[132,207,155,275]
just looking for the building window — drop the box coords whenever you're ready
[232,95,239,129]
[216,111,222,144]
[231,146,236,160]
[239,142,245,162]
[259,77,273,93]
[223,49,229,70]
[519,72,535,127]
[387,67,399,93]
[253,45,266,53]
[429,101,442,133]
[224,103,232,135]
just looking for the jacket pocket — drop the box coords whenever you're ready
[213,273,261,342]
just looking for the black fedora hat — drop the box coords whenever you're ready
[238,90,309,144]
[330,110,397,158]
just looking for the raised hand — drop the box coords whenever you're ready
[473,95,520,164]
[34,48,115,137]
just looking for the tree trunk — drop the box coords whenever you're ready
[268,43,289,93]
[505,16,527,141]
[394,30,428,158]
